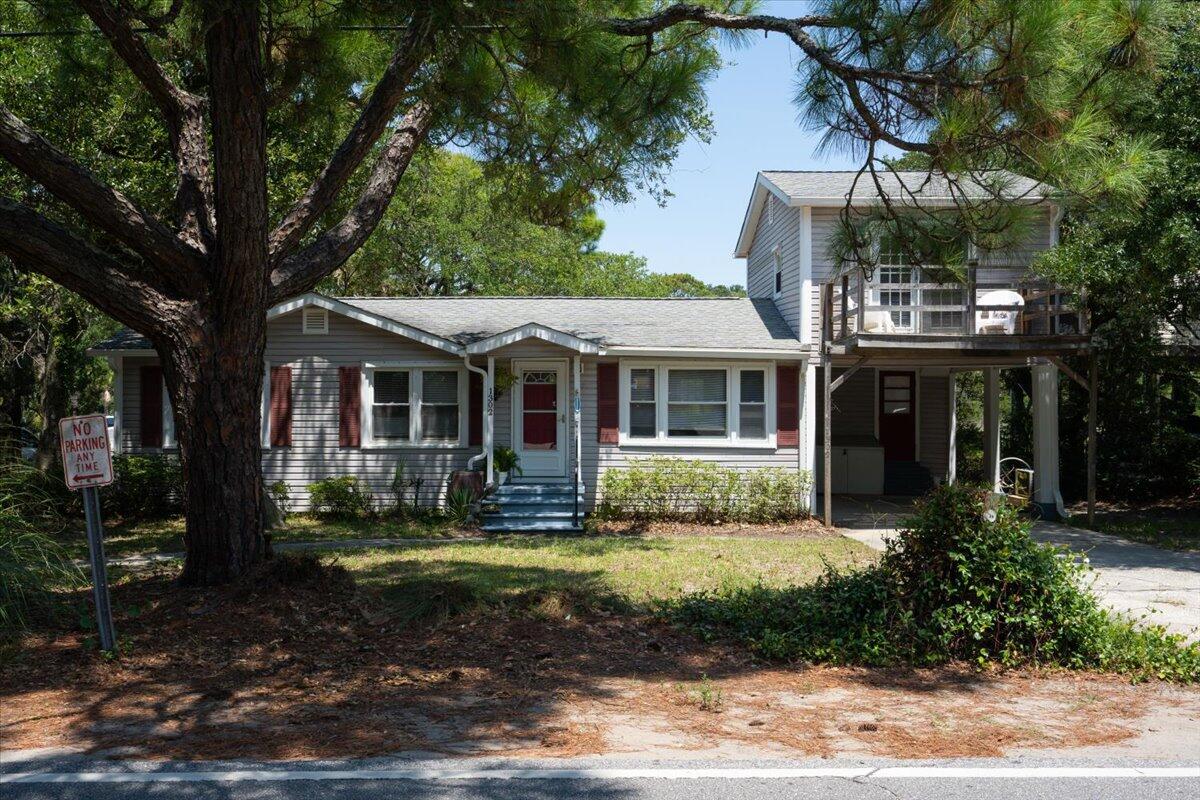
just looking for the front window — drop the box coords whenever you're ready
[420,370,459,441]
[668,369,727,437]
[622,364,773,445]
[372,370,411,441]
[367,366,463,445]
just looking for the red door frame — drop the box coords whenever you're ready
[878,370,916,462]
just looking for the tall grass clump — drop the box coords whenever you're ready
[0,455,84,634]
[667,483,1200,682]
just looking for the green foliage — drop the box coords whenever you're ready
[0,455,83,634]
[1035,8,1200,502]
[268,481,291,518]
[328,149,745,299]
[598,457,812,523]
[307,476,374,519]
[667,484,1200,682]
[101,455,183,521]
[492,446,522,476]
[444,486,476,526]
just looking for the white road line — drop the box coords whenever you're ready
[2,767,1198,783]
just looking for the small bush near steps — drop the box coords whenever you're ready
[307,476,375,519]
[666,483,1200,682]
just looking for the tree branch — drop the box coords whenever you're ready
[269,16,435,261]
[78,0,214,249]
[0,196,179,331]
[269,102,435,301]
[0,105,206,293]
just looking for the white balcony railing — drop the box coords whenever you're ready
[823,270,1087,342]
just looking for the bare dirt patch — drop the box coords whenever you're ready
[588,518,829,538]
[3,560,1196,761]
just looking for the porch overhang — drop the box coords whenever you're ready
[827,333,1092,359]
[464,322,602,355]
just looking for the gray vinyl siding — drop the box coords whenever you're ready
[919,372,950,481]
[814,366,876,445]
[119,355,165,454]
[581,358,804,512]
[262,309,478,510]
[745,197,802,336]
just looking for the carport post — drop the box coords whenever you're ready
[1087,353,1097,528]
[823,354,832,527]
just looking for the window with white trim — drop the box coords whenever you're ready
[365,365,464,446]
[773,246,783,297]
[620,363,775,446]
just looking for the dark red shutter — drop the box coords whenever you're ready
[338,365,361,448]
[468,371,484,446]
[597,363,619,444]
[776,364,799,447]
[140,365,163,448]
[269,366,293,447]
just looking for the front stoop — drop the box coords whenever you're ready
[480,483,585,532]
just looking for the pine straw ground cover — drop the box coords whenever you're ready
[3,534,1200,761]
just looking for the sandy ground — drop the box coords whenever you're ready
[3,563,1198,763]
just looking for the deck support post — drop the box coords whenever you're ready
[983,367,1001,492]
[801,361,818,514]
[823,354,832,527]
[1031,360,1064,520]
[1087,353,1098,529]
[947,371,957,485]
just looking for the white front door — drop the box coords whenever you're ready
[512,359,568,478]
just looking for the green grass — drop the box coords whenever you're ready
[1071,505,1200,552]
[337,535,874,616]
[54,514,467,560]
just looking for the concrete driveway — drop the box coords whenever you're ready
[830,496,1200,640]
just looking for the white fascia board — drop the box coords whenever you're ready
[733,174,796,258]
[603,346,809,360]
[269,293,463,355]
[464,322,601,355]
[784,195,1052,208]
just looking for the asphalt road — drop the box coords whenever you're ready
[3,757,1198,800]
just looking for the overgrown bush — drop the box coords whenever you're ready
[597,457,811,523]
[307,476,374,518]
[101,455,183,520]
[667,483,1200,681]
[0,457,84,634]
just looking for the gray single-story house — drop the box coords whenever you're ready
[91,171,1092,530]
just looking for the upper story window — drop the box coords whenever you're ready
[773,246,783,297]
[620,362,774,447]
[364,365,466,446]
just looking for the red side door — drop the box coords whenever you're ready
[878,371,916,461]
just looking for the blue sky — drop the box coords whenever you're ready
[595,2,860,288]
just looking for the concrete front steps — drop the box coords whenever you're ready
[480,482,585,533]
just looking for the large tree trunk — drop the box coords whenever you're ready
[169,311,268,586]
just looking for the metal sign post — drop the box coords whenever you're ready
[58,414,117,652]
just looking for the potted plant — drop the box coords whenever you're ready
[493,446,521,485]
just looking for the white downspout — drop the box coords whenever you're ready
[464,354,492,487]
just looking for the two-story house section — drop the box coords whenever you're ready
[736,171,1094,522]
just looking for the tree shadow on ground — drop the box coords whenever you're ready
[0,553,1012,762]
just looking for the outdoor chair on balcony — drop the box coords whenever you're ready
[975,290,1024,335]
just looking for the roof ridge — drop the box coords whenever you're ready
[338,295,750,301]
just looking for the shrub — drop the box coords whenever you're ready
[444,485,475,525]
[667,483,1200,682]
[102,455,183,520]
[598,457,811,523]
[267,480,291,517]
[0,457,84,634]
[307,476,374,518]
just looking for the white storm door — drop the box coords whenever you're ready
[513,359,568,478]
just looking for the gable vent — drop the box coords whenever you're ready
[302,306,329,335]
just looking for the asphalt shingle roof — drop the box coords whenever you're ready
[759,170,1051,203]
[92,296,804,352]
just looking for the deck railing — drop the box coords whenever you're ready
[822,269,1087,342]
